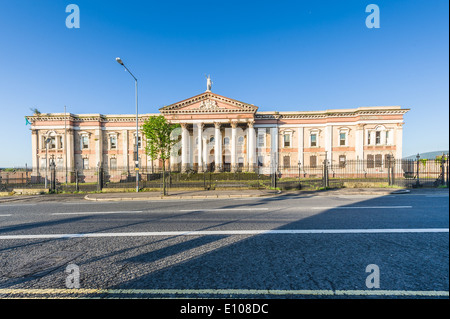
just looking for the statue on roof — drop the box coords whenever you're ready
[205,74,213,92]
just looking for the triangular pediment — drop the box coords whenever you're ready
[159,92,258,114]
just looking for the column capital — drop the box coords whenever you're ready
[180,123,188,129]
[214,122,221,129]
[230,121,238,129]
[247,120,255,128]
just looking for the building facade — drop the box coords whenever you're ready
[26,91,409,181]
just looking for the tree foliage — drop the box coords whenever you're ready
[141,115,180,163]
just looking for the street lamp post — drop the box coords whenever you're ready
[116,57,139,192]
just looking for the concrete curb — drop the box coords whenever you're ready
[84,193,271,201]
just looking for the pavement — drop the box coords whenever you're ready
[84,187,416,201]
[0,187,447,203]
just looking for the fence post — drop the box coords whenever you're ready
[441,154,446,186]
[97,165,103,192]
[415,154,420,187]
[322,153,329,189]
[75,170,79,192]
[446,153,449,187]
[50,161,56,192]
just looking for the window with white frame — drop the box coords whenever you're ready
[257,133,265,148]
[238,136,244,146]
[81,135,89,150]
[375,131,381,145]
[48,136,56,149]
[223,137,230,145]
[283,133,291,148]
[310,133,317,147]
[82,158,89,169]
[110,157,117,169]
[340,132,346,146]
[109,135,117,150]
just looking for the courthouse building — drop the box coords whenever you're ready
[26,86,409,181]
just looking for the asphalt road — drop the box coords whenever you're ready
[0,191,448,301]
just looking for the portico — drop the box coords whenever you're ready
[162,92,258,173]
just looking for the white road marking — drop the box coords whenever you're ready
[0,214,12,217]
[179,208,269,212]
[0,228,447,240]
[51,211,143,215]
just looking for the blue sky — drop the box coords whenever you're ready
[0,0,448,167]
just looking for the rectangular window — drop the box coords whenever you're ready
[49,137,56,149]
[339,155,346,168]
[339,132,346,146]
[58,136,63,149]
[110,135,117,150]
[81,136,89,149]
[110,158,117,170]
[310,134,317,147]
[310,155,317,168]
[258,133,265,148]
[375,131,381,145]
[82,158,89,169]
[56,157,63,168]
[375,154,382,167]
[367,132,372,145]
[283,134,291,148]
[385,131,390,145]
[367,155,374,168]
[384,154,392,167]
[283,156,290,167]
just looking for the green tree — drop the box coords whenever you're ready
[141,115,180,195]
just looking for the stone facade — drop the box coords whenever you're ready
[26,91,409,181]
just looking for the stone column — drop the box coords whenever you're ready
[197,123,204,172]
[248,120,256,172]
[181,123,189,173]
[231,121,237,172]
[214,122,222,172]
[270,126,278,174]
[95,127,103,168]
[31,129,39,179]
[122,129,129,170]
[355,124,364,160]
[395,123,403,160]
[325,125,332,165]
[297,127,304,166]
[67,129,74,171]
